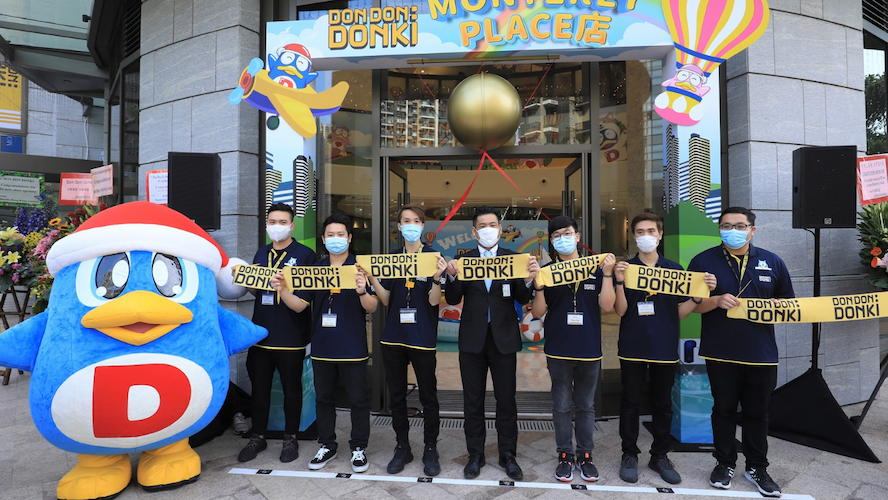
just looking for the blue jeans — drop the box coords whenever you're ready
[547,357,600,456]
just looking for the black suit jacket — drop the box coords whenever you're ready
[445,247,533,354]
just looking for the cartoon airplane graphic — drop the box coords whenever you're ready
[229,44,348,139]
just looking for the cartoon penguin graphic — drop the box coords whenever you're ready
[0,202,266,500]
[267,43,317,90]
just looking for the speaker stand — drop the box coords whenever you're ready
[767,227,880,463]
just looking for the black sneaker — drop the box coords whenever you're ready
[351,447,369,473]
[308,445,337,470]
[619,454,638,483]
[554,452,574,482]
[237,434,267,462]
[577,452,599,482]
[709,463,735,489]
[280,435,299,463]
[649,456,681,484]
[386,444,413,474]
[422,445,441,476]
[745,467,781,497]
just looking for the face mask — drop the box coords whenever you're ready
[400,224,423,243]
[552,235,578,256]
[325,236,349,255]
[720,229,749,250]
[476,227,500,248]
[635,235,659,253]
[266,224,291,242]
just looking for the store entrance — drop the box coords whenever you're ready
[384,154,586,416]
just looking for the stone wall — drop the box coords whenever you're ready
[139,0,261,388]
[26,81,104,160]
[725,0,877,404]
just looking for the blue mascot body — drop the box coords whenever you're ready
[0,202,266,500]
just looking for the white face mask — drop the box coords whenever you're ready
[476,227,500,248]
[266,224,292,242]
[635,235,659,253]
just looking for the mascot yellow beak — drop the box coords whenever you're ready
[81,291,194,346]
[277,65,304,78]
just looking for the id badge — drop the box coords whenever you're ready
[322,313,338,328]
[261,292,274,306]
[502,283,511,298]
[637,302,655,316]
[400,308,417,324]
[567,312,584,325]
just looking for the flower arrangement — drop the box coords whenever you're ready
[858,202,888,288]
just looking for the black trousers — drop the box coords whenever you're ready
[459,326,518,457]
[312,358,370,452]
[706,359,777,469]
[619,359,677,457]
[382,344,440,447]
[245,346,305,436]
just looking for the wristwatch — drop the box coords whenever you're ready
[438,276,446,286]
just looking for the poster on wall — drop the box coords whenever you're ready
[145,169,168,205]
[0,62,25,133]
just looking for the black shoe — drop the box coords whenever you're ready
[649,455,681,484]
[554,452,574,482]
[745,467,781,497]
[464,454,485,479]
[386,444,413,474]
[237,434,267,462]
[577,452,599,482]
[422,445,441,476]
[498,452,524,481]
[308,445,337,470]
[280,435,299,463]
[709,463,735,489]
[619,454,638,483]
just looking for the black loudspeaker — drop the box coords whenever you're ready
[167,152,221,231]
[792,145,857,229]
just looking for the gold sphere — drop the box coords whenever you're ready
[447,73,522,151]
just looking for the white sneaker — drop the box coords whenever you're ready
[351,447,369,473]
[232,412,249,435]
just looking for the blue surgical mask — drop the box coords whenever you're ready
[325,236,349,255]
[552,235,578,256]
[720,229,749,250]
[400,224,423,243]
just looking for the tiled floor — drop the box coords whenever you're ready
[1,369,886,500]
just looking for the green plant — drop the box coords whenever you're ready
[857,202,888,288]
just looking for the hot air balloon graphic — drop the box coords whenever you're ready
[655,0,770,126]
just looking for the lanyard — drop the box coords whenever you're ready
[403,247,420,308]
[327,288,339,314]
[722,246,750,297]
[268,249,287,269]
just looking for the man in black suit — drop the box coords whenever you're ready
[444,207,540,480]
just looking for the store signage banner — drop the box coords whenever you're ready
[232,264,278,291]
[59,173,98,205]
[0,63,24,132]
[0,171,43,207]
[535,253,610,288]
[458,253,531,281]
[857,154,888,207]
[284,265,360,291]
[267,0,672,69]
[623,264,710,298]
[728,293,888,324]
[356,252,441,279]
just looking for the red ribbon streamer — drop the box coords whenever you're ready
[433,153,487,235]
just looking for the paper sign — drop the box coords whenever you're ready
[458,254,531,281]
[146,169,168,205]
[857,155,888,206]
[0,171,43,207]
[232,264,278,291]
[284,265,360,291]
[623,264,711,298]
[356,252,441,279]
[59,173,98,205]
[91,164,114,197]
[535,254,611,288]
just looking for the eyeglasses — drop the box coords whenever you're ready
[551,231,576,240]
[718,223,751,231]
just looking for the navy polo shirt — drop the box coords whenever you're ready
[297,253,370,362]
[541,260,604,361]
[251,240,315,349]
[688,244,794,365]
[618,255,685,363]
[378,246,441,350]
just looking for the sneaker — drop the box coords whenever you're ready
[649,456,681,484]
[745,467,781,497]
[554,452,574,482]
[280,435,299,463]
[577,452,599,482]
[351,447,369,473]
[422,445,441,476]
[232,412,249,435]
[619,454,638,483]
[386,444,413,474]
[308,445,337,470]
[709,463,735,489]
[237,434,267,462]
